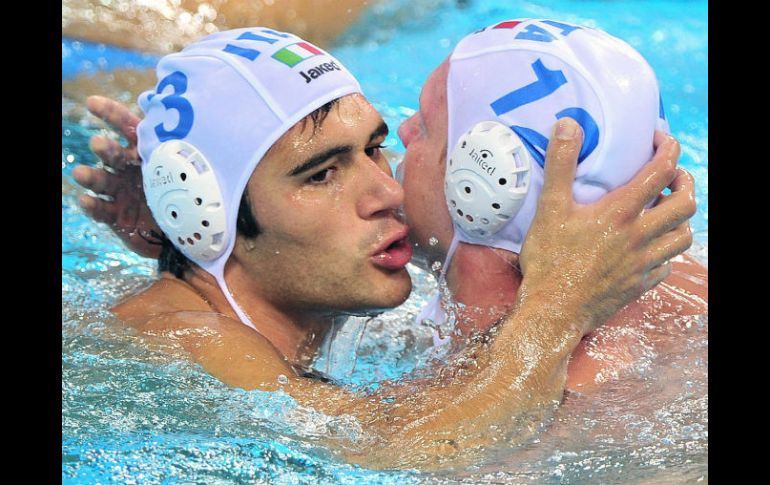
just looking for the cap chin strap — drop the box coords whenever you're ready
[442,232,462,280]
[145,140,259,332]
[414,233,460,347]
[213,268,258,331]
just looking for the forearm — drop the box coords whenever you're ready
[424,284,584,428]
[63,0,371,53]
[137,299,586,469]
[309,283,588,468]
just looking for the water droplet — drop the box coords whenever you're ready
[428,237,438,246]
[431,261,442,271]
[66,154,75,163]
[277,374,288,384]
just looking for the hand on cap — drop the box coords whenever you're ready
[73,96,163,259]
[518,118,694,335]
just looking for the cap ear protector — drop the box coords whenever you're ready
[445,121,531,238]
[143,140,229,262]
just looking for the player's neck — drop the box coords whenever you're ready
[185,265,331,368]
[444,242,523,336]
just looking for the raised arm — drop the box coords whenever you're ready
[63,0,370,53]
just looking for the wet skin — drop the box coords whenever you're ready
[76,63,705,393]
[76,89,701,468]
[396,59,707,391]
[77,69,705,391]
[113,94,414,367]
[230,94,413,317]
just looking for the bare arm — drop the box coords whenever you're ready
[63,0,372,117]
[131,119,694,469]
[63,0,371,53]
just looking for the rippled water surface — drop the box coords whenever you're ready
[63,1,707,483]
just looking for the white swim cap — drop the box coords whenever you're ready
[445,19,668,256]
[137,28,362,329]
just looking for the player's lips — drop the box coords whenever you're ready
[371,227,413,270]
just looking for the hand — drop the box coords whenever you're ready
[519,118,694,335]
[73,96,163,259]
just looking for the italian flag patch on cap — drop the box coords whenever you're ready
[272,42,323,67]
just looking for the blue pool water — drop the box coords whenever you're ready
[62,1,707,483]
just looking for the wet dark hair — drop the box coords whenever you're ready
[155,99,339,278]
[299,98,338,134]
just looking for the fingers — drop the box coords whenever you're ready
[609,133,680,212]
[72,165,99,191]
[644,222,693,271]
[540,118,584,208]
[86,95,140,146]
[637,168,697,239]
[73,165,132,197]
[90,135,138,171]
[642,260,673,292]
[79,194,118,224]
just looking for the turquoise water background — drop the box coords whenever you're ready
[62,1,707,483]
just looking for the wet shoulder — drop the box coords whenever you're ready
[111,275,214,327]
[140,310,297,391]
[111,276,298,390]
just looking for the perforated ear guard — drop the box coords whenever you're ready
[143,140,229,262]
[445,121,531,238]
